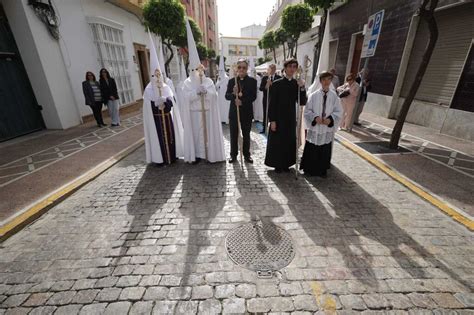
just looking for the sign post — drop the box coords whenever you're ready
[348,9,384,132]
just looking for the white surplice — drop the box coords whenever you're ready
[304,88,343,146]
[216,74,230,124]
[253,75,264,122]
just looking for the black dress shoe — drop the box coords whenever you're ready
[228,157,237,163]
[244,157,253,163]
[111,123,119,127]
[192,158,201,165]
[354,122,362,126]
[97,124,102,128]
[101,123,108,127]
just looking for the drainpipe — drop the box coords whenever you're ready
[388,14,420,119]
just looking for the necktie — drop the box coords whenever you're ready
[322,91,327,118]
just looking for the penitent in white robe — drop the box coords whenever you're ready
[143,82,184,164]
[181,75,225,163]
[216,74,230,124]
[253,75,264,122]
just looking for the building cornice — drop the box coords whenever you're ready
[105,0,143,21]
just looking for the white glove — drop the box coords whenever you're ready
[197,85,208,95]
[154,96,167,107]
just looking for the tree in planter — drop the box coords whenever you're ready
[389,0,439,149]
[259,30,278,63]
[274,28,289,60]
[304,0,336,81]
[281,3,313,58]
[143,0,186,74]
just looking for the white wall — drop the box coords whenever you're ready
[55,0,150,117]
[221,37,264,66]
[2,0,81,129]
[3,0,177,130]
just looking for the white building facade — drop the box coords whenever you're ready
[1,0,178,140]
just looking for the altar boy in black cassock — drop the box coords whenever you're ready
[264,58,307,173]
[300,71,343,177]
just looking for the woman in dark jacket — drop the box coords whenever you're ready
[82,71,106,127]
[99,68,121,126]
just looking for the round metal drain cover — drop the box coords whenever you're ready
[225,222,295,272]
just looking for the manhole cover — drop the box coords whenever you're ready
[354,141,411,154]
[225,222,295,273]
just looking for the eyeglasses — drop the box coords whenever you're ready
[237,66,247,70]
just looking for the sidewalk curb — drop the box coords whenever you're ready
[337,136,474,231]
[0,138,145,242]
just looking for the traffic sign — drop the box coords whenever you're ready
[361,10,384,58]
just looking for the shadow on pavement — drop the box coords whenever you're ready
[269,166,471,291]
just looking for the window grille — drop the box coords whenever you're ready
[89,22,133,104]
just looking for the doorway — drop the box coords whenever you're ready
[0,5,44,142]
[346,32,364,77]
[134,43,149,91]
[350,33,364,76]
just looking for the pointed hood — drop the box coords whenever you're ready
[218,45,225,75]
[179,55,187,83]
[157,39,168,80]
[316,12,331,76]
[147,30,161,81]
[185,17,201,71]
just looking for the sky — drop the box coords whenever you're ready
[216,0,275,37]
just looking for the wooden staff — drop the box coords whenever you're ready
[197,65,209,161]
[154,70,171,164]
[295,66,303,179]
[265,75,272,137]
[233,65,244,167]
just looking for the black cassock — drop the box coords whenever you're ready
[264,77,307,169]
[151,99,176,164]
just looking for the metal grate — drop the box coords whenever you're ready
[225,222,295,275]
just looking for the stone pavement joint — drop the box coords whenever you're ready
[0,125,472,313]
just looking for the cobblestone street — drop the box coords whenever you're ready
[0,126,473,314]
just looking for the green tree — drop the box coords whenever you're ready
[304,0,336,80]
[259,30,278,63]
[390,0,439,149]
[281,3,313,58]
[143,0,186,73]
[257,56,272,66]
[274,28,289,60]
[207,48,216,59]
[173,18,203,48]
[196,42,208,60]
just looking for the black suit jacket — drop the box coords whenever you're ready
[225,75,257,120]
[100,77,120,102]
[259,74,282,104]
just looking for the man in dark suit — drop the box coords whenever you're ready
[354,69,372,126]
[225,59,257,163]
[259,64,281,134]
